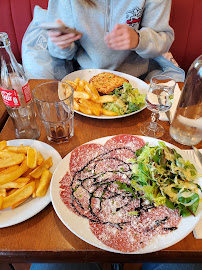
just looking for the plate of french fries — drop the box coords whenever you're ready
[61,69,149,119]
[0,139,62,228]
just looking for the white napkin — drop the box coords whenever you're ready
[192,149,202,239]
[193,198,202,239]
[193,217,202,239]
[182,149,202,239]
[159,83,182,121]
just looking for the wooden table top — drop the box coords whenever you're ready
[0,79,201,264]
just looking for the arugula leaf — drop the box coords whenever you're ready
[135,144,147,157]
[115,181,137,198]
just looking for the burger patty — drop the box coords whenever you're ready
[89,72,129,94]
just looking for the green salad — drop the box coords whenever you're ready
[103,82,146,115]
[117,142,201,217]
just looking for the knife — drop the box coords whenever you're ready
[192,146,202,168]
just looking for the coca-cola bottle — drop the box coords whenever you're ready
[0,32,40,139]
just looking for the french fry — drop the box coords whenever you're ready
[37,151,44,166]
[63,80,78,90]
[21,168,35,177]
[0,195,3,210]
[74,99,80,111]
[0,177,30,189]
[65,78,120,117]
[7,189,17,196]
[29,157,53,178]
[5,145,30,154]
[0,188,6,198]
[89,82,100,97]
[79,99,101,116]
[0,153,25,168]
[0,140,7,151]
[0,159,29,185]
[32,178,40,198]
[11,198,27,209]
[1,181,35,210]
[94,95,114,103]
[83,82,93,94]
[0,151,21,158]
[36,169,52,197]
[0,141,53,210]
[74,91,91,99]
[27,148,37,169]
[74,77,80,85]
[76,80,85,92]
[78,103,92,115]
[101,109,119,116]
[0,165,19,175]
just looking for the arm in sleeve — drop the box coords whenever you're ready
[46,0,78,60]
[47,39,78,60]
[134,0,174,58]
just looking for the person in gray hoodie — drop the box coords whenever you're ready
[22,0,184,81]
[46,0,184,81]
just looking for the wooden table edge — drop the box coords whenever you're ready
[0,250,202,263]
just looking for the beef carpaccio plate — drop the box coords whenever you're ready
[51,135,202,254]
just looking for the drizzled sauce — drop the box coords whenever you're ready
[59,136,181,252]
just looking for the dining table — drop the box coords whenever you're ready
[0,79,201,265]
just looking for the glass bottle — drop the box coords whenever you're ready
[0,32,40,139]
[170,54,202,145]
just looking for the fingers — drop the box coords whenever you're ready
[48,30,63,37]
[48,19,82,49]
[56,19,65,26]
[104,24,139,50]
[48,31,82,49]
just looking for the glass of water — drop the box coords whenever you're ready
[33,81,74,143]
[140,75,176,138]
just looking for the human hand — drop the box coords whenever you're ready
[104,24,139,50]
[48,19,82,49]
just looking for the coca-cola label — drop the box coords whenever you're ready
[0,88,21,107]
[22,83,32,103]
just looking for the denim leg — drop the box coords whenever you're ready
[30,263,101,270]
[142,263,202,270]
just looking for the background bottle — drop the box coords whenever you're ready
[170,54,202,146]
[0,32,40,139]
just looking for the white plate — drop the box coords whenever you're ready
[62,69,149,119]
[0,139,62,228]
[51,135,201,254]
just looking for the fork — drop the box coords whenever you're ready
[182,149,202,171]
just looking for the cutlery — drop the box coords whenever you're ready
[192,146,202,169]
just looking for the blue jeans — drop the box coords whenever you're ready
[142,263,202,270]
[30,263,101,270]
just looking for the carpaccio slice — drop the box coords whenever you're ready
[69,143,105,176]
[104,134,145,152]
[59,134,181,252]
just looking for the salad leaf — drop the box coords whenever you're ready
[102,82,146,115]
[128,142,201,216]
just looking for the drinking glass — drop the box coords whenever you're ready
[33,81,74,143]
[140,75,176,138]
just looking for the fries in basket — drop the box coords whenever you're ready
[0,141,53,210]
[63,78,118,116]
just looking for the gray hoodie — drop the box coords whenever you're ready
[46,0,174,78]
